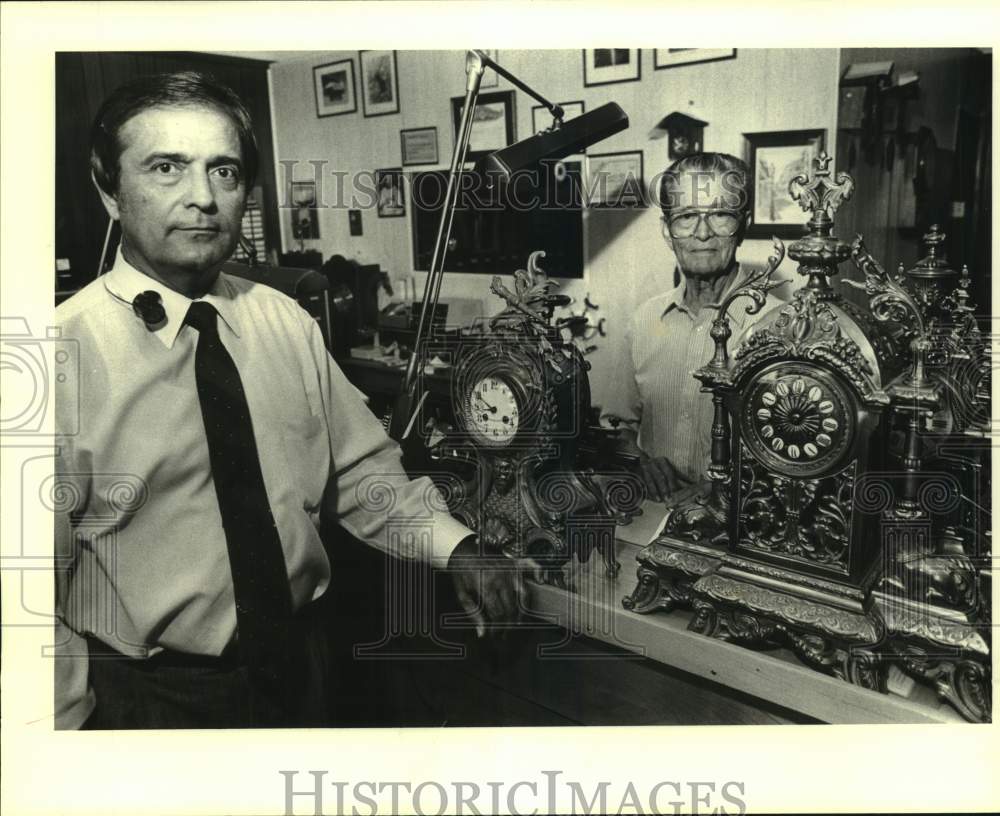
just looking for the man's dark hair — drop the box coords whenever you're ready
[658,152,750,217]
[90,70,258,196]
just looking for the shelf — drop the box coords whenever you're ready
[523,504,965,725]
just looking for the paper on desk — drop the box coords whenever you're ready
[615,482,705,548]
[614,500,671,548]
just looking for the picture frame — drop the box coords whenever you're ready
[375,167,406,218]
[582,49,641,87]
[359,50,400,117]
[744,129,826,239]
[400,127,439,167]
[290,181,320,240]
[531,100,585,139]
[312,59,357,118]
[654,48,736,70]
[586,150,646,208]
[450,90,516,162]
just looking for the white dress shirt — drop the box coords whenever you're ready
[53,251,470,728]
[605,266,779,484]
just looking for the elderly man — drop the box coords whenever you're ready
[610,152,771,501]
[54,71,518,729]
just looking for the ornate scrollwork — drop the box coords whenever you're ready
[737,455,855,572]
[891,644,991,722]
[693,573,882,643]
[701,238,786,374]
[662,486,729,546]
[732,288,881,399]
[845,235,927,338]
[789,151,855,224]
[622,565,695,614]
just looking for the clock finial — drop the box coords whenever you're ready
[787,151,855,288]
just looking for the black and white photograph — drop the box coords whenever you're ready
[375,166,406,217]
[313,58,357,117]
[744,129,826,238]
[359,48,400,117]
[583,47,641,85]
[3,5,998,814]
[654,48,737,70]
[290,180,321,241]
[451,89,516,161]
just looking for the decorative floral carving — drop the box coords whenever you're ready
[692,573,882,642]
[845,235,927,337]
[732,287,879,399]
[789,151,855,223]
[737,453,855,571]
[891,644,991,723]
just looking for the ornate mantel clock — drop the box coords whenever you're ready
[435,251,635,579]
[624,154,991,722]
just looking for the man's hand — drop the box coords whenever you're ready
[448,536,526,638]
[639,453,691,502]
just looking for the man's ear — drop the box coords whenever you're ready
[660,215,675,252]
[91,171,120,221]
[735,210,752,246]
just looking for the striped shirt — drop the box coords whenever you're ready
[606,266,776,484]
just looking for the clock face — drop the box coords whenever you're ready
[466,375,521,446]
[742,365,854,477]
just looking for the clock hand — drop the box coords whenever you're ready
[474,394,498,413]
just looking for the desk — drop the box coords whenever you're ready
[337,355,452,399]
[524,503,964,724]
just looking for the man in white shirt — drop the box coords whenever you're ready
[54,71,518,729]
[609,152,770,501]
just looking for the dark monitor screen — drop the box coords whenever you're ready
[410,160,584,279]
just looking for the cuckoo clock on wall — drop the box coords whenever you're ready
[649,110,708,160]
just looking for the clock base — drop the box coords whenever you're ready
[622,535,992,722]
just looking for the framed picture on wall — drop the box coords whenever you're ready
[450,90,516,162]
[744,129,826,239]
[290,181,320,240]
[582,49,641,87]
[359,50,400,117]
[586,150,645,208]
[400,127,439,166]
[376,167,406,218]
[531,100,585,138]
[654,49,736,70]
[313,59,357,118]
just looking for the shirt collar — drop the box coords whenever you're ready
[661,263,750,328]
[103,250,241,349]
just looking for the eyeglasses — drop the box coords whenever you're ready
[666,209,742,238]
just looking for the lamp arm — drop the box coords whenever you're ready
[391,52,485,442]
[391,50,570,442]
[472,50,564,120]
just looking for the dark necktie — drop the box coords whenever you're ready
[184,301,294,705]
